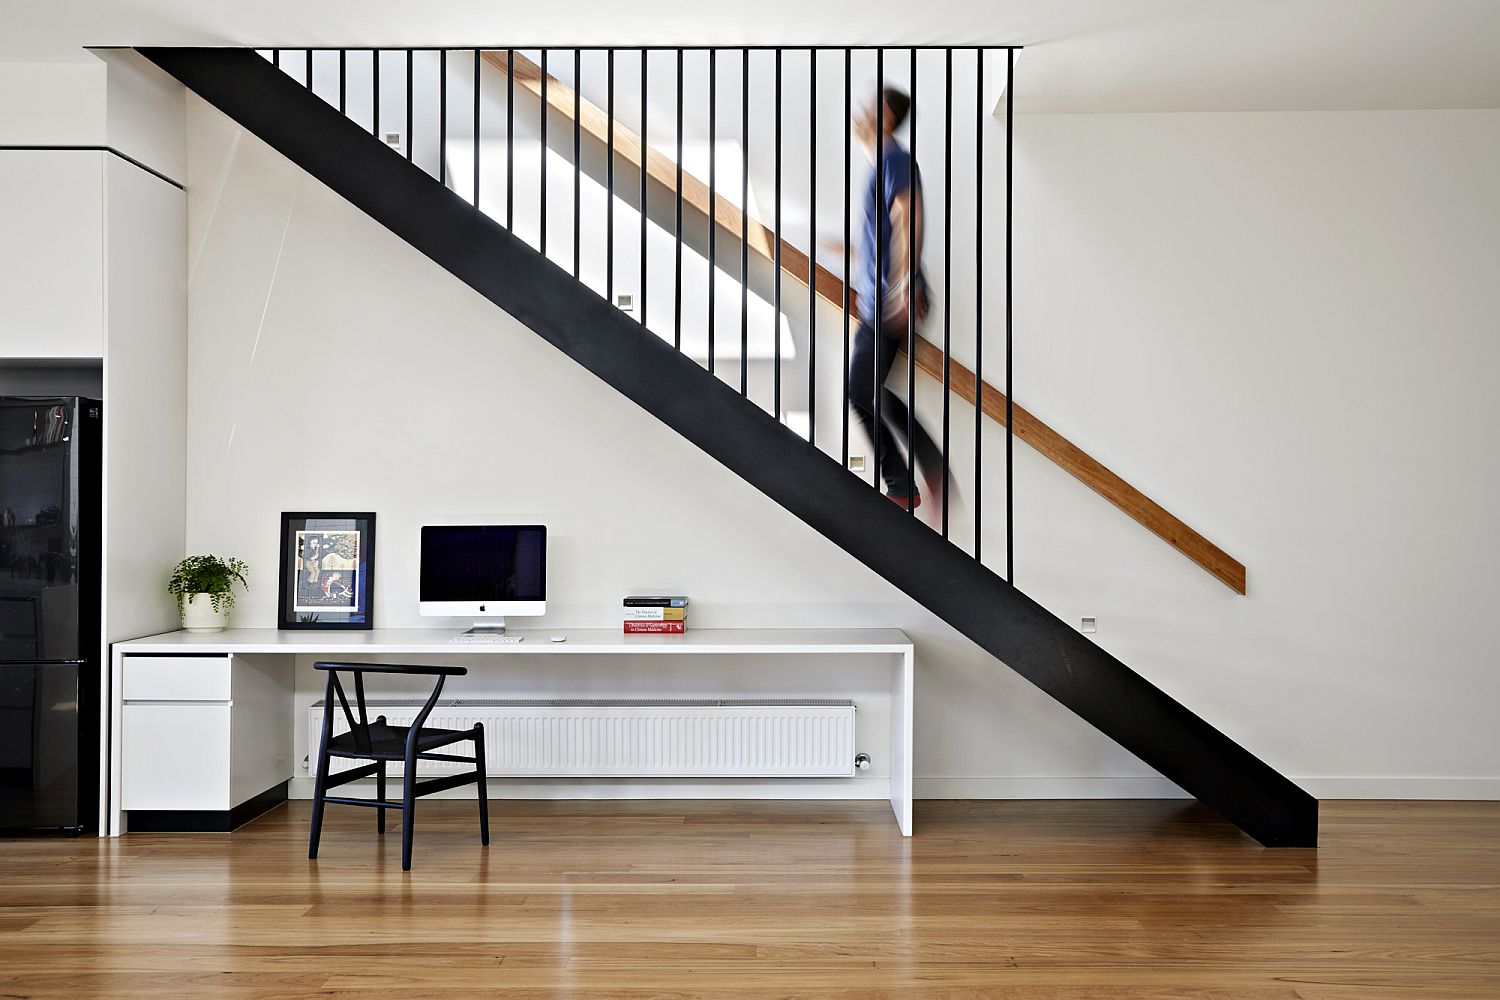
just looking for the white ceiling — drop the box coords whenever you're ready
[4,0,1499,113]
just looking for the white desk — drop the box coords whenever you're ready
[110,628,915,837]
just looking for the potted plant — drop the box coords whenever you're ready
[168,555,249,633]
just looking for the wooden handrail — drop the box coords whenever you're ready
[903,339,1246,594]
[483,50,1247,594]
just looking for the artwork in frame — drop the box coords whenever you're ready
[277,512,376,630]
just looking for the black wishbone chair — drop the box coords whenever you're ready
[308,661,489,871]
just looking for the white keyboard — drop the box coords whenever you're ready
[448,633,525,644]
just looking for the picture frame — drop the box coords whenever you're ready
[277,512,376,630]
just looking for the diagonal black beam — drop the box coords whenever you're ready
[140,47,1316,848]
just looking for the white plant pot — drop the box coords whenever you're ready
[182,593,229,633]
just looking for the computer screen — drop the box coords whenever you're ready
[419,525,546,608]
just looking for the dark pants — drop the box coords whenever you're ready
[848,321,942,496]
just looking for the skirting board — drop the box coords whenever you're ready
[921,776,1500,800]
[917,776,1190,799]
[127,781,290,833]
[1295,777,1500,800]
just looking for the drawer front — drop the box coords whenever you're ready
[123,656,232,702]
[121,703,231,810]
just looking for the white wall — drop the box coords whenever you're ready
[0,62,106,144]
[0,150,106,359]
[99,50,188,184]
[183,88,1500,800]
[184,93,1165,801]
[1005,108,1500,797]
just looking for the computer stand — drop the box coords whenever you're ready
[461,619,509,636]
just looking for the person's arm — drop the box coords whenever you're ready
[887,184,924,315]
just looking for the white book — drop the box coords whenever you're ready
[622,607,686,621]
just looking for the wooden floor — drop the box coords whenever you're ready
[1,800,1497,998]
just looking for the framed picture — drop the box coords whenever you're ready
[277,512,376,630]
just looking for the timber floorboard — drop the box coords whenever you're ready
[1,799,1497,998]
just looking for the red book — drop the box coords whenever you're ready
[623,621,686,634]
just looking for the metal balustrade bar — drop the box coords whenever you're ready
[708,49,717,375]
[740,48,750,397]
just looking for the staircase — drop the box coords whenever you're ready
[141,46,1317,847]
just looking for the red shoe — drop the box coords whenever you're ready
[885,490,922,510]
[922,467,949,514]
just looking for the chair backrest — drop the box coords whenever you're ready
[312,661,468,754]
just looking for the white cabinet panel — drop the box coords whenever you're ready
[229,654,294,806]
[0,150,104,358]
[121,703,231,810]
[122,656,231,702]
[102,154,186,646]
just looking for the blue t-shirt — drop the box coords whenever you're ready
[855,142,925,324]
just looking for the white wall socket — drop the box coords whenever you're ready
[1081,617,1097,634]
[848,455,866,473]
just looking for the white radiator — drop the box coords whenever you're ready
[308,699,858,778]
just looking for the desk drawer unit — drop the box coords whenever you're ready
[120,653,293,830]
[122,656,232,702]
[122,656,233,811]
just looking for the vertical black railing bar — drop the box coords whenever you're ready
[338,50,346,114]
[573,48,581,279]
[773,47,782,421]
[305,49,312,89]
[941,47,952,539]
[440,50,448,188]
[540,50,548,257]
[842,47,852,470]
[505,50,514,227]
[973,48,984,562]
[607,49,616,303]
[373,49,380,136]
[640,49,648,329]
[708,49,717,376]
[405,50,414,164]
[674,48,684,351]
[740,47,750,397]
[272,49,280,69]
[873,48,883,492]
[906,47,917,513]
[473,50,481,208]
[808,49,817,446]
[1005,47,1015,584]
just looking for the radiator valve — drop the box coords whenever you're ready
[854,753,872,771]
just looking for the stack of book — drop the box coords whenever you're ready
[623,595,688,633]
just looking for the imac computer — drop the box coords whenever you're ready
[419,524,546,635]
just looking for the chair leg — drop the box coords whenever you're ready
[401,750,417,872]
[376,761,387,835]
[308,744,332,860]
[473,724,490,846]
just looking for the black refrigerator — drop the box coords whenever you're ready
[0,397,101,835]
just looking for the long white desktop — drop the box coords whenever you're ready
[108,628,915,837]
